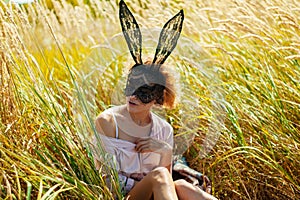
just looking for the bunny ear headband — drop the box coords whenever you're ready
[119,0,184,66]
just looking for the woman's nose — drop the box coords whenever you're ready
[129,95,138,99]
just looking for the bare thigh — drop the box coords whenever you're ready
[125,173,154,200]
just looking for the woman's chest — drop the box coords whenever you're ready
[117,126,152,143]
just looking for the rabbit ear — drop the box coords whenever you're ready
[119,0,143,65]
[153,10,184,65]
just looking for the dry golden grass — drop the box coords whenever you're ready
[0,0,299,199]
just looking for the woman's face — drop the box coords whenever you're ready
[126,95,155,114]
[125,65,165,99]
[125,72,157,103]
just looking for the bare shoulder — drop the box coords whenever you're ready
[95,111,116,138]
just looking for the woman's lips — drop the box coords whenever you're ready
[129,101,138,106]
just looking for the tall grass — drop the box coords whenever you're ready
[0,0,299,199]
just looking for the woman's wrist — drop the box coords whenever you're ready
[159,145,173,167]
[158,143,172,154]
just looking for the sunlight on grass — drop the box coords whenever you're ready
[0,0,299,199]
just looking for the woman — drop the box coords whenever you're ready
[92,1,218,199]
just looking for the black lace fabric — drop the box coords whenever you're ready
[119,0,184,66]
[153,10,184,64]
[119,0,143,64]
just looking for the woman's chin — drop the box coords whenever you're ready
[126,102,139,112]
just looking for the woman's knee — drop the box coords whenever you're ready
[174,179,217,200]
[174,179,189,188]
[148,167,172,185]
[174,179,196,195]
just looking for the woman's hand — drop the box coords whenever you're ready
[134,137,172,154]
[130,172,147,181]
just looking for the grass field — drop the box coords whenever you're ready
[0,0,299,199]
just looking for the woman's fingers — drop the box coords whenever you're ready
[135,138,157,152]
[135,137,151,143]
[135,137,166,153]
[135,141,151,152]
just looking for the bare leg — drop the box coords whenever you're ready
[126,167,178,200]
[174,179,218,200]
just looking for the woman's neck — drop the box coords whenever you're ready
[129,110,152,126]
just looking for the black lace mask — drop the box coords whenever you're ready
[124,64,166,104]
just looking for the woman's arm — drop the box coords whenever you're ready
[92,112,116,170]
[95,113,116,138]
[135,138,173,171]
[159,147,173,171]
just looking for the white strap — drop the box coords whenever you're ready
[111,111,119,139]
